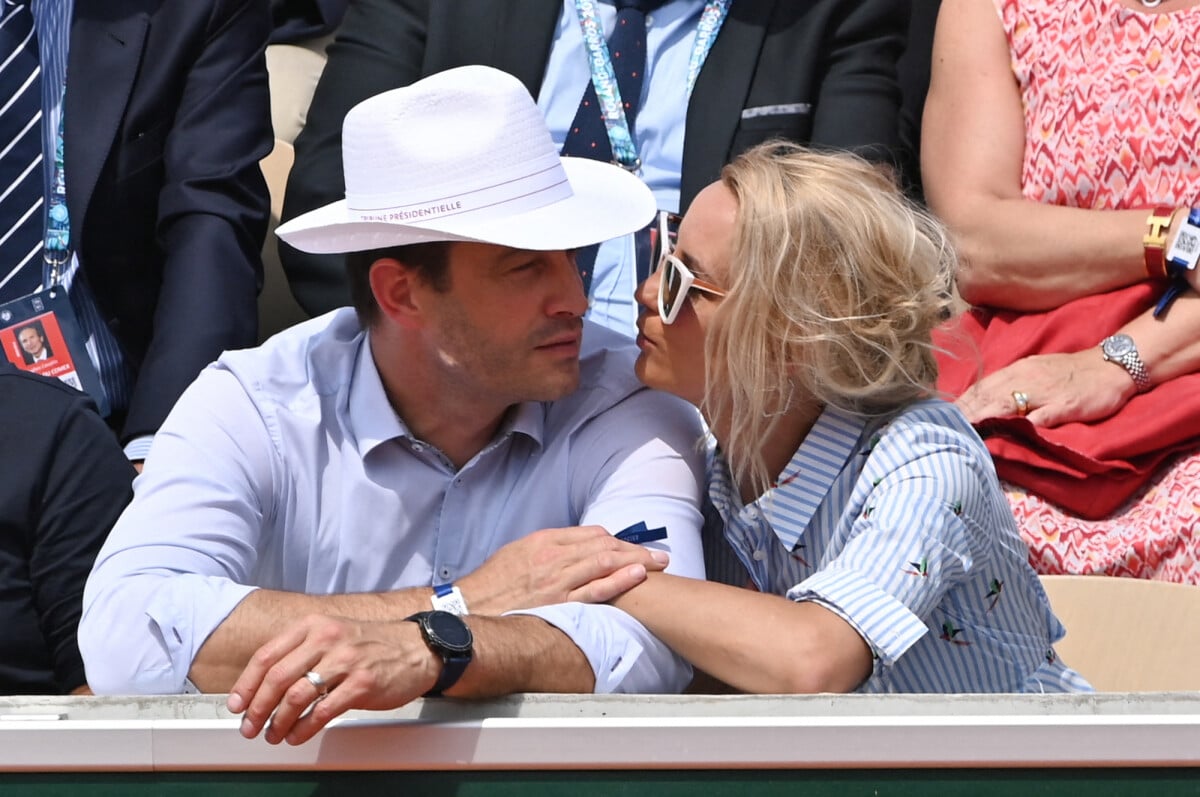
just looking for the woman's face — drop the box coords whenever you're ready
[634,181,737,406]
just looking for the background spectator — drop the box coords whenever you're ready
[0,0,272,469]
[280,0,912,336]
[0,362,134,695]
[924,0,1200,581]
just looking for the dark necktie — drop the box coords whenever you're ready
[561,0,668,164]
[0,1,43,299]
[561,0,668,292]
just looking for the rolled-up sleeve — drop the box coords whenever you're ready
[789,567,929,668]
[79,368,274,694]
[515,601,692,693]
[786,426,997,673]
[511,386,706,693]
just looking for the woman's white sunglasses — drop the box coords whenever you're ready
[654,211,726,325]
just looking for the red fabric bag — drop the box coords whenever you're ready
[934,283,1200,519]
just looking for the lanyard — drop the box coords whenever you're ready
[43,85,70,286]
[572,0,731,171]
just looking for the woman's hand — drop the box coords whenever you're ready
[956,350,1138,427]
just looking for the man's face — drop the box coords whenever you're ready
[18,328,44,357]
[415,242,590,409]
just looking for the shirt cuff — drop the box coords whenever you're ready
[143,577,258,692]
[508,602,689,694]
[787,567,929,668]
[123,434,154,462]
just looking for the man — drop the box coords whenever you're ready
[17,324,50,363]
[0,361,134,695]
[79,67,706,743]
[280,0,910,335]
[0,0,271,465]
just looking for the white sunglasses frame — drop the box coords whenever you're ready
[654,212,726,325]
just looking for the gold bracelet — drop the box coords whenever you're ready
[1144,206,1179,280]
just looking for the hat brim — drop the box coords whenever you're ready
[276,158,657,254]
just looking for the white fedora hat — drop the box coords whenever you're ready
[276,65,656,254]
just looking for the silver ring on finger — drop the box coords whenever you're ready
[304,670,329,699]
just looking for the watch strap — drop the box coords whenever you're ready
[429,649,471,697]
[1102,335,1152,393]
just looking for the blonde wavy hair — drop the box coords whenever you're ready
[707,142,956,494]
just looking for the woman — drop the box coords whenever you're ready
[922,0,1200,582]
[619,143,1088,693]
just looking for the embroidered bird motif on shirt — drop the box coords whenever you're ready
[986,578,1004,612]
[859,432,883,456]
[940,621,971,646]
[904,557,930,577]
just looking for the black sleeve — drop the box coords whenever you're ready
[33,395,136,692]
[280,0,433,316]
[811,0,910,167]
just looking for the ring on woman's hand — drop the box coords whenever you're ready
[1011,390,1030,418]
[304,670,329,699]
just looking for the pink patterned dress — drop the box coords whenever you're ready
[997,0,1200,582]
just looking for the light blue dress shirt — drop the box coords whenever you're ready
[708,399,1092,693]
[79,309,707,695]
[539,0,706,336]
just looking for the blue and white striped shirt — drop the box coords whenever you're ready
[708,398,1091,693]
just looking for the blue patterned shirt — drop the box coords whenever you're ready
[708,399,1091,693]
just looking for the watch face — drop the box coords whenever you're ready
[425,611,474,653]
[1103,334,1134,359]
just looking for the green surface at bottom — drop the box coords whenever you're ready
[0,769,1198,797]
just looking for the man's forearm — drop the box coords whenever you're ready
[230,613,595,745]
[448,615,595,697]
[189,586,435,692]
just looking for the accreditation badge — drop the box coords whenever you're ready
[0,287,110,416]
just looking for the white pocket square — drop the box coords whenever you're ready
[741,103,813,120]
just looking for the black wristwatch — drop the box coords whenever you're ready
[405,610,474,696]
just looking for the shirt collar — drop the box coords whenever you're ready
[348,334,410,457]
[759,405,869,552]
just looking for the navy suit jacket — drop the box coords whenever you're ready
[280,0,911,316]
[67,0,272,442]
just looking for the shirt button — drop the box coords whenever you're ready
[645,14,654,26]
[439,567,452,580]
[411,443,424,453]
[752,550,767,562]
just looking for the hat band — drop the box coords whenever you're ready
[346,160,573,226]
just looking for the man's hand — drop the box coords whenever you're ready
[227,614,438,746]
[956,351,1137,427]
[457,525,669,614]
